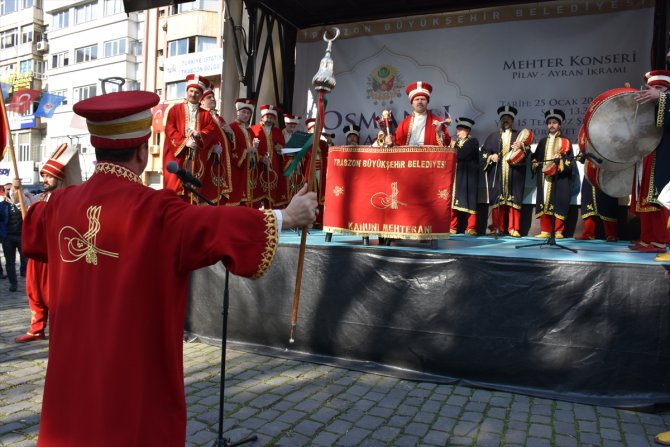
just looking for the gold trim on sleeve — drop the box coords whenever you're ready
[251,209,279,279]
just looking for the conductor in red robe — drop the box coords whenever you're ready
[394,81,451,147]
[22,90,318,447]
[162,73,218,204]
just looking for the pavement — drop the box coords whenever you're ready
[2,276,670,447]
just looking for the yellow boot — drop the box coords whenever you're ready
[654,252,670,262]
[655,430,670,445]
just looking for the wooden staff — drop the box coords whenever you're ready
[0,88,27,217]
[289,27,339,344]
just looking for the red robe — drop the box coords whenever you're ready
[394,111,451,146]
[163,102,220,204]
[207,110,234,205]
[249,124,288,207]
[24,192,50,334]
[23,162,278,447]
[229,120,259,206]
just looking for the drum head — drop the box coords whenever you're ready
[598,164,634,197]
[585,88,662,165]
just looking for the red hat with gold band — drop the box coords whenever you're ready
[186,74,209,93]
[235,98,255,112]
[645,70,670,89]
[405,81,432,102]
[260,104,278,118]
[73,91,160,150]
[40,143,72,180]
[284,114,300,125]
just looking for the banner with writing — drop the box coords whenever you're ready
[323,145,456,239]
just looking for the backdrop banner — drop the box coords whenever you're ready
[293,0,654,205]
[323,145,456,239]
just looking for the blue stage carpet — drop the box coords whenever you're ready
[279,230,668,266]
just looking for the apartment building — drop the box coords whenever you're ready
[0,0,47,184]
[43,0,144,180]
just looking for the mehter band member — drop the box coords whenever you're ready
[530,109,575,238]
[450,117,480,235]
[395,81,451,147]
[481,105,531,237]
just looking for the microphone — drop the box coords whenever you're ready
[165,161,202,188]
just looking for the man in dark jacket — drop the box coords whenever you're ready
[2,183,23,292]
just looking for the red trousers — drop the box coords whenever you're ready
[580,216,618,240]
[450,211,477,232]
[25,259,49,334]
[490,206,521,232]
[539,214,565,234]
[639,209,670,246]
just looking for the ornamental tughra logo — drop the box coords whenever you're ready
[58,205,119,265]
[366,65,404,106]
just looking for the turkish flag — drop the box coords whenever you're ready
[8,89,41,115]
[151,104,168,132]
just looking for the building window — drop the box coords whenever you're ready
[104,0,123,15]
[170,0,217,14]
[75,44,98,63]
[21,24,33,43]
[1,28,18,50]
[22,0,39,8]
[197,36,216,52]
[18,143,31,162]
[1,63,16,78]
[166,81,185,100]
[51,51,69,69]
[104,38,126,57]
[52,10,70,30]
[168,38,188,57]
[74,84,97,103]
[75,2,97,24]
[19,59,32,74]
[34,60,45,75]
[51,89,68,105]
[1,0,18,15]
[132,39,143,56]
[168,36,216,57]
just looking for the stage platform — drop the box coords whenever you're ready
[186,230,670,410]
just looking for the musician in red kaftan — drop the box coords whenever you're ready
[162,74,220,204]
[394,81,451,147]
[630,70,670,254]
[250,104,288,208]
[16,144,80,343]
[226,98,257,206]
[200,88,234,204]
[22,91,317,447]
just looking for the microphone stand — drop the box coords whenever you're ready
[181,182,258,447]
[515,158,577,253]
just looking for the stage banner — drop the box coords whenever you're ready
[323,145,456,239]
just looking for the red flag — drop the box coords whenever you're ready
[0,92,7,162]
[151,104,168,132]
[0,109,6,162]
[8,89,41,115]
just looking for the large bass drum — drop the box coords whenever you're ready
[584,159,633,198]
[583,88,661,166]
